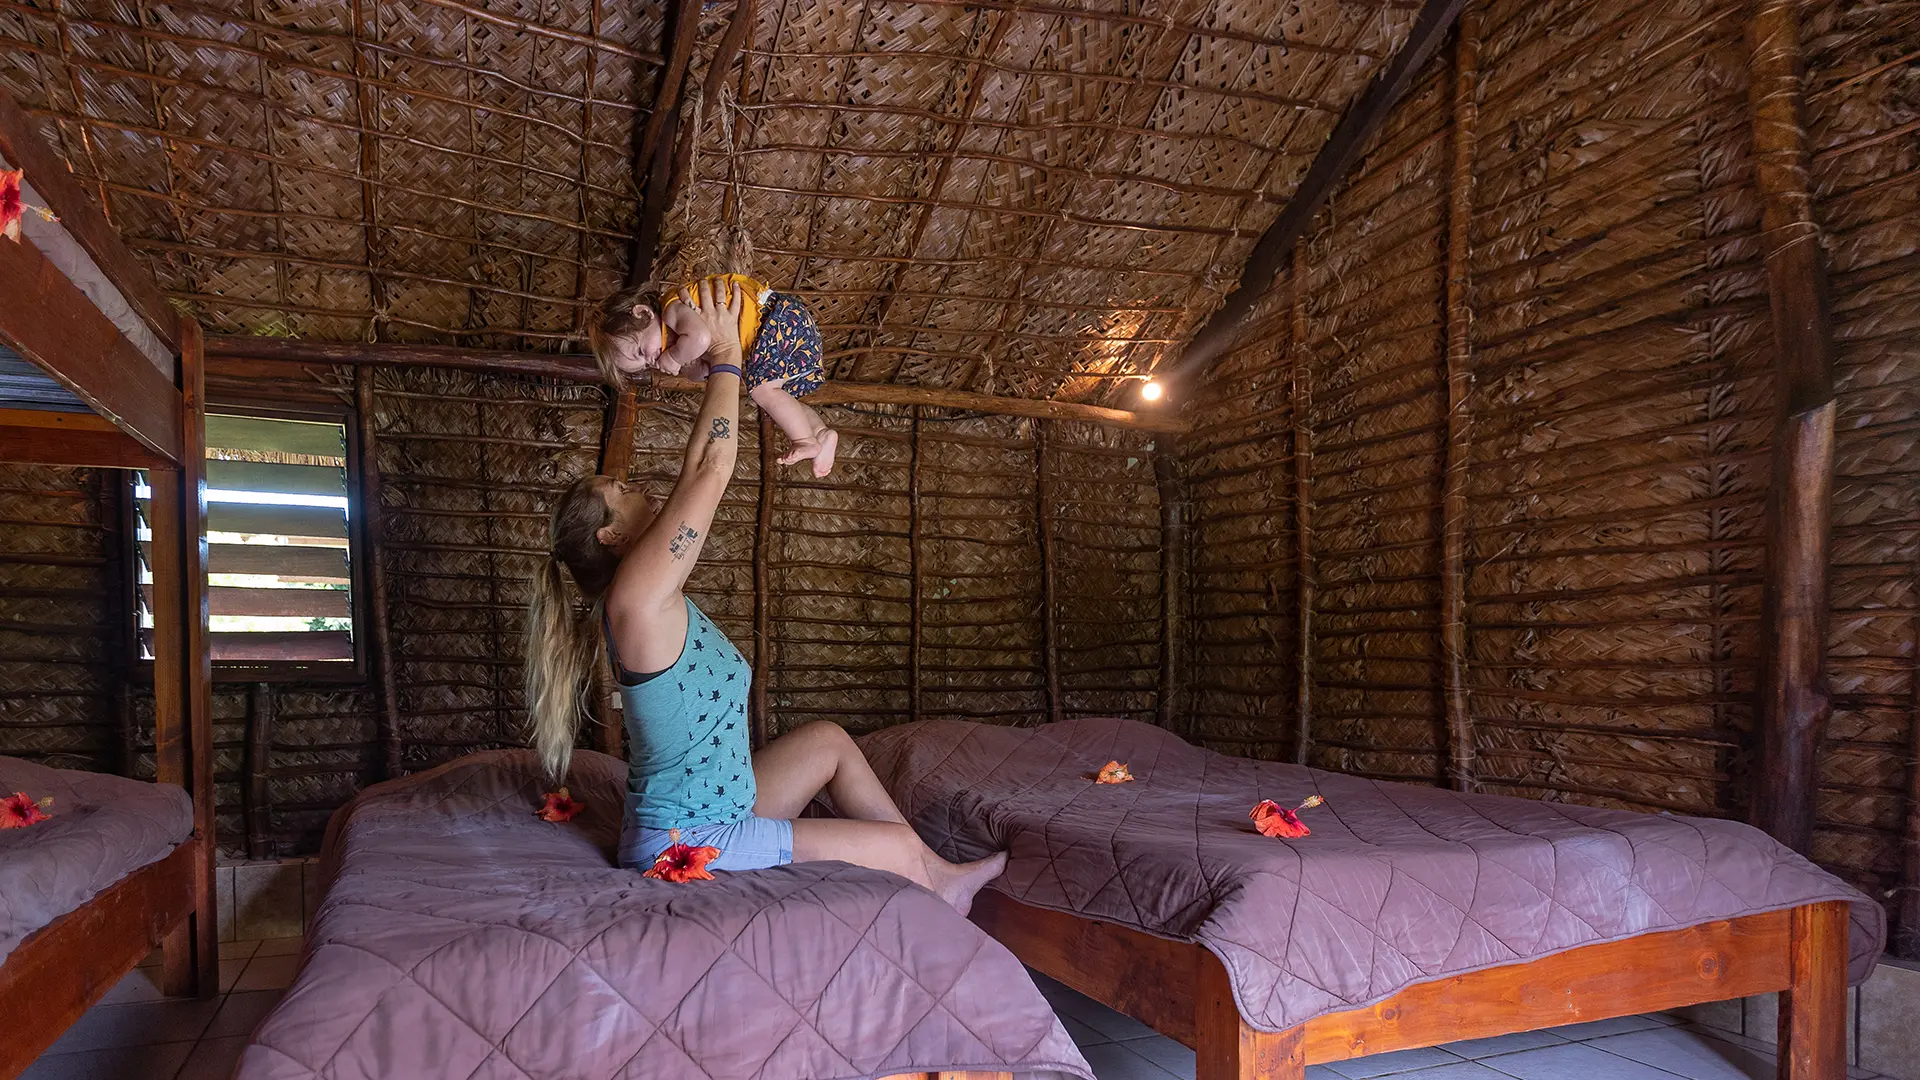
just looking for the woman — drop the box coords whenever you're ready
[525,278,1006,913]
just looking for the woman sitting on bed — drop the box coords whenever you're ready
[524,278,1006,914]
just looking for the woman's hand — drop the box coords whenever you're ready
[680,277,745,361]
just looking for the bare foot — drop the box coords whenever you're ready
[810,427,838,477]
[778,427,839,477]
[931,851,1008,916]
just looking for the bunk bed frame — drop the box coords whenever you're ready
[0,87,217,1080]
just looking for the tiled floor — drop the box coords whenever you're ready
[21,938,298,1080]
[22,943,1900,1080]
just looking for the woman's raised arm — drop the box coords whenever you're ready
[613,278,745,606]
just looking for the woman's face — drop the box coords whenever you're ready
[596,477,658,555]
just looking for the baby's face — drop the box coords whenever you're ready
[606,306,666,374]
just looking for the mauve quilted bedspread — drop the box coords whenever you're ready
[0,755,193,964]
[859,717,1886,1033]
[237,749,1090,1080]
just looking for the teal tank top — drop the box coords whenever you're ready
[614,597,755,830]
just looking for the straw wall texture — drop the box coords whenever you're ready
[0,368,1165,856]
[1184,0,1919,939]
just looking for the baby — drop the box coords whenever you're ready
[592,273,838,477]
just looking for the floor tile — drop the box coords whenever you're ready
[206,990,284,1040]
[1306,1067,1343,1080]
[1325,1047,1466,1079]
[218,957,249,994]
[176,1035,251,1080]
[1121,1035,1197,1080]
[96,967,169,1007]
[253,937,303,957]
[40,998,221,1055]
[1390,1063,1517,1080]
[1081,1041,1182,1080]
[1051,992,1160,1042]
[18,1041,192,1080]
[1479,1041,1687,1080]
[1547,1015,1673,1041]
[1062,1015,1110,1047]
[218,939,260,962]
[1588,1028,1774,1080]
[234,953,300,992]
[1443,1030,1567,1060]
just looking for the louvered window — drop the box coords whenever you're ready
[134,410,361,678]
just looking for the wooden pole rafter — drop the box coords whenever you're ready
[1171,0,1469,379]
[205,336,1190,433]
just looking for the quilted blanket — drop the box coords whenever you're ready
[859,717,1886,1033]
[0,755,193,964]
[237,749,1090,1080]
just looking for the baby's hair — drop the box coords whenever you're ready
[588,283,666,387]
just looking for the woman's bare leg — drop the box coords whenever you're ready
[750,719,907,823]
[753,721,1006,913]
[790,819,1005,914]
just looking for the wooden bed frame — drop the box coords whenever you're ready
[973,891,1849,1080]
[0,87,217,1080]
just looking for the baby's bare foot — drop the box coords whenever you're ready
[811,428,838,477]
[778,428,839,477]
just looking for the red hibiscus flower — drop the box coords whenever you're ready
[643,829,722,883]
[535,787,584,823]
[1,170,22,243]
[1095,760,1134,784]
[0,791,52,828]
[1250,793,1324,839]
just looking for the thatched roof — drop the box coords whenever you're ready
[0,0,1423,405]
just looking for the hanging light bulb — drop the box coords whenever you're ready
[1140,379,1165,402]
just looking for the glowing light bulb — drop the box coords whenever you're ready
[1140,379,1164,402]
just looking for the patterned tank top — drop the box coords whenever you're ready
[613,597,755,831]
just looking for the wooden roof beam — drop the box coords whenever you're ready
[1168,0,1467,379]
[203,336,1191,434]
[0,85,181,354]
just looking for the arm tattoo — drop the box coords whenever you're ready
[708,417,731,442]
[668,522,700,560]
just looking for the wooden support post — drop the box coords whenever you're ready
[355,368,405,780]
[601,387,640,480]
[157,317,215,998]
[593,385,642,758]
[752,412,776,748]
[1156,446,1186,735]
[1035,422,1064,727]
[909,409,923,725]
[245,682,273,860]
[1196,956,1305,1080]
[1290,248,1315,767]
[1778,902,1848,1080]
[1747,0,1836,855]
[1440,6,1480,793]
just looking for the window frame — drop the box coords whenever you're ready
[126,396,372,685]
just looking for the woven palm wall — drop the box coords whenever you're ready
[1183,0,1920,939]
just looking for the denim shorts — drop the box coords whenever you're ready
[621,815,795,873]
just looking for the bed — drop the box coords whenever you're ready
[0,85,218,1080]
[236,748,1093,1080]
[860,716,1886,1080]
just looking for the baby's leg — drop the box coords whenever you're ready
[749,381,839,477]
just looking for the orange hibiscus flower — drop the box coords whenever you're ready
[535,787,585,823]
[0,791,52,828]
[1095,761,1135,784]
[1250,794,1324,839]
[643,830,723,883]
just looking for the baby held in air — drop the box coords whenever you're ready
[591,273,838,477]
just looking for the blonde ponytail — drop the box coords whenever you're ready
[525,476,623,782]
